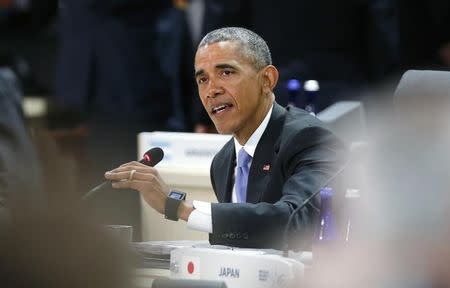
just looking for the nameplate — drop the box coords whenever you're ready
[138,132,231,169]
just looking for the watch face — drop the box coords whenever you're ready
[169,191,185,200]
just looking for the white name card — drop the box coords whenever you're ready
[138,132,231,169]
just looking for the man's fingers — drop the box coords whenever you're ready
[105,170,132,181]
[105,170,155,182]
[107,165,156,174]
[119,161,142,168]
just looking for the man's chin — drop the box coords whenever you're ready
[214,125,234,135]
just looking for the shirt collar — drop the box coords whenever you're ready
[234,104,274,158]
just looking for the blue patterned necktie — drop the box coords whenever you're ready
[235,148,252,203]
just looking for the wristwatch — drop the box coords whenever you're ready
[165,190,187,221]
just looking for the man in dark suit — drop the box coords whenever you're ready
[55,0,194,132]
[105,27,346,250]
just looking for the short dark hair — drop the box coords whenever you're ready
[198,27,272,70]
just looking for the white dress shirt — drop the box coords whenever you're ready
[187,104,274,233]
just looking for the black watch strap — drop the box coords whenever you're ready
[165,191,186,221]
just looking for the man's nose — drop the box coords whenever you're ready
[206,80,224,98]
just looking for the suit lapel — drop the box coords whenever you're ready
[215,140,236,203]
[246,103,286,203]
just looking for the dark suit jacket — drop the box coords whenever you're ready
[209,103,346,250]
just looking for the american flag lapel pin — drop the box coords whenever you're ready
[262,164,270,171]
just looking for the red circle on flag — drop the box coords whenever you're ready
[187,261,195,274]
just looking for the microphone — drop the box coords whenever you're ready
[83,147,164,200]
[139,147,164,167]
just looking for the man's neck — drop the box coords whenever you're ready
[234,100,273,146]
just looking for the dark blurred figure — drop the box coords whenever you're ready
[0,67,44,228]
[54,0,194,132]
[0,207,133,288]
[0,0,58,94]
[53,1,195,240]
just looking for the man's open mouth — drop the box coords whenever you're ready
[211,104,233,115]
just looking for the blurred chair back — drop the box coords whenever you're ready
[316,101,367,146]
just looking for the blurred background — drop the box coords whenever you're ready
[0,0,449,242]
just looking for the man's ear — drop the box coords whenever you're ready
[261,65,279,94]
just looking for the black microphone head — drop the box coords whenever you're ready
[140,147,164,167]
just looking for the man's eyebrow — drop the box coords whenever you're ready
[194,69,205,78]
[194,63,238,78]
[216,63,237,70]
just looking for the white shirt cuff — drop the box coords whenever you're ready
[187,200,212,233]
